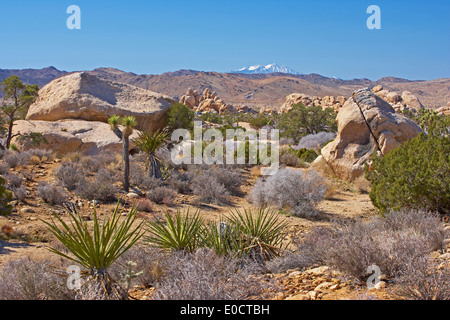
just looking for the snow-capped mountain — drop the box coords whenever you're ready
[231,64,300,75]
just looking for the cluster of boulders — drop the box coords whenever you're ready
[12,72,175,155]
[436,102,450,116]
[371,85,423,112]
[317,88,422,183]
[179,88,235,113]
[280,93,347,113]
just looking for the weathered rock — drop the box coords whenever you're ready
[401,91,424,111]
[371,85,383,93]
[26,72,175,132]
[321,88,422,182]
[12,119,139,156]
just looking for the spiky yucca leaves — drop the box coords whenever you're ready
[42,201,144,299]
[121,116,137,138]
[145,209,203,252]
[226,207,289,261]
[133,128,169,179]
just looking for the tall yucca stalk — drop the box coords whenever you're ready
[42,201,144,298]
[108,115,137,192]
[133,128,169,180]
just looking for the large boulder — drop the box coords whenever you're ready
[320,88,422,182]
[12,119,139,156]
[26,72,176,132]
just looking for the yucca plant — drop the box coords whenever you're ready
[42,201,144,299]
[133,128,169,180]
[145,208,204,252]
[226,207,289,261]
[108,115,137,192]
[200,220,248,257]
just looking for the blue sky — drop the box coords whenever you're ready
[0,0,448,80]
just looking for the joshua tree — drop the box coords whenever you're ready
[108,115,137,192]
[133,128,169,180]
[0,76,39,149]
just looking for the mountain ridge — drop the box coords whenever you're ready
[1,66,448,109]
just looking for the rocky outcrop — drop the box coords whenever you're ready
[280,93,346,113]
[179,88,236,113]
[281,86,425,115]
[12,119,139,156]
[319,88,422,182]
[371,85,424,113]
[437,102,450,116]
[26,72,176,132]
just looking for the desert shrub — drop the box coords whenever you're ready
[249,168,327,218]
[152,249,275,300]
[37,182,68,206]
[204,165,242,195]
[165,103,195,132]
[0,176,13,216]
[0,258,76,300]
[148,186,176,205]
[296,132,336,151]
[110,246,169,288]
[3,151,20,168]
[28,149,52,160]
[295,148,319,163]
[394,256,450,300]
[75,169,118,202]
[12,186,27,202]
[0,162,10,174]
[56,161,86,191]
[166,170,193,194]
[278,104,337,143]
[293,209,446,283]
[192,173,231,205]
[135,198,154,213]
[279,149,307,168]
[366,132,450,215]
[4,173,23,189]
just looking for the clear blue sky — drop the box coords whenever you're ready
[0,0,448,80]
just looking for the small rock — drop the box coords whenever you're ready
[286,294,310,301]
[21,207,35,214]
[287,271,302,277]
[314,281,334,292]
[329,283,340,291]
[306,291,317,300]
[305,266,329,276]
[127,192,140,199]
[440,253,450,260]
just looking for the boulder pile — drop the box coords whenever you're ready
[318,88,422,182]
[179,88,259,114]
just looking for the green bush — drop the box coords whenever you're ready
[0,176,13,216]
[365,132,450,215]
[165,103,194,132]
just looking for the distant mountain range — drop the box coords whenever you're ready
[0,66,448,109]
[231,64,300,75]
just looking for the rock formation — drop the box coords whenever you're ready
[319,88,422,182]
[12,119,139,156]
[14,72,175,155]
[436,102,450,116]
[179,88,237,113]
[26,72,176,132]
[280,85,424,115]
[280,93,346,113]
[371,86,424,113]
